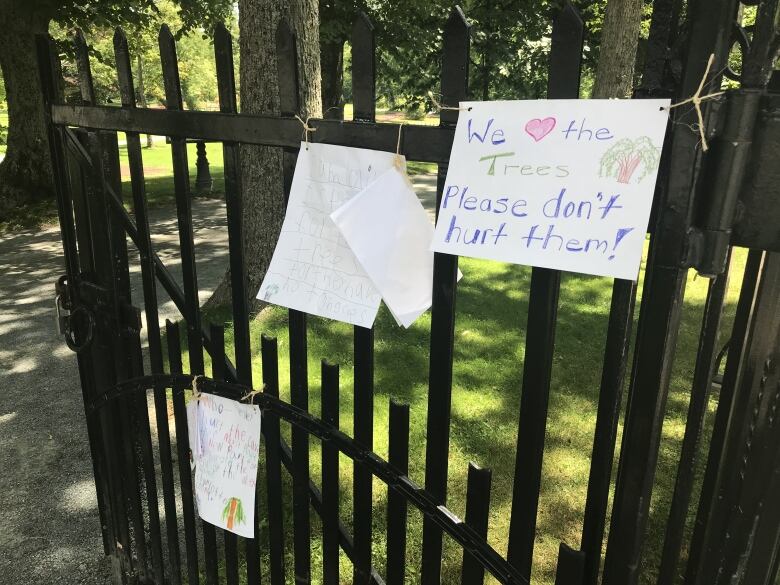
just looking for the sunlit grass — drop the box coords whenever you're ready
[188,243,746,585]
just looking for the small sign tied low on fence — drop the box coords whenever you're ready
[431,99,670,280]
[189,393,262,538]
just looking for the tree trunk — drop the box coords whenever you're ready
[321,40,344,120]
[135,54,153,148]
[203,0,321,311]
[592,0,645,99]
[0,1,55,220]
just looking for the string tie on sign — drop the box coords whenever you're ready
[661,53,725,152]
[294,114,317,149]
[428,90,471,112]
[240,387,263,405]
[395,123,404,170]
[191,374,203,402]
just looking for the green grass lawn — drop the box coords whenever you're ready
[194,248,740,585]
[117,137,226,208]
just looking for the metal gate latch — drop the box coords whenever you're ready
[55,275,94,353]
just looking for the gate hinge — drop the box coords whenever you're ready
[686,89,763,277]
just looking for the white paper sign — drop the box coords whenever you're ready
[258,142,399,327]
[430,100,670,280]
[331,165,434,328]
[191,393,262,538]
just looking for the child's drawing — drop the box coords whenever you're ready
[221,497,246,531]
[599,136,661,184]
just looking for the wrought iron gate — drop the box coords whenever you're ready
[39,0,780,584]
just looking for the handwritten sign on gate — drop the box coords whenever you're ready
[258,143,399,327]
[192,393,261,538]
[431,100,670,280]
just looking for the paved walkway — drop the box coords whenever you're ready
[0,174,437,584]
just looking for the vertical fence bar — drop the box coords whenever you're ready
[158,25,221,585]
[261,334,286,584]
[90,130,149,580]
[128,311,167,584]
[601,0,739,580]
[387,400,410,585]
[322,361,341,585]
[580,278,636,585]
[421,8,469,585]
[73,31,155,581]
[114,29,183,585]
[684,249,763,584]
[167,320,200,585]
[276,19,312,584]
[210,324,241,585]
[75,29,130,303]
[554,544,586,585]
[461,463,492,585]
[655,252,731,585]
[158,27,205,373]
[691,251,780,585]
[212,23,261,582]
[506,3,583,579]
[351,11,376,584]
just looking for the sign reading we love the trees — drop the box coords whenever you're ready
[431,100,670,280]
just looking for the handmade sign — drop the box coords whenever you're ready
[258,142,399,327]
[190,393,262,538]
[430,99,670,280]
[331,165,435,328]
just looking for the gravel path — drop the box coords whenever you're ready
[0,175,437,584]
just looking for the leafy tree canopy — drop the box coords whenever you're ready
[320,0,649,115]
[50,0,235,109]
[48,0,231,36]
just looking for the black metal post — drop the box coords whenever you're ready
[194,140,213,195]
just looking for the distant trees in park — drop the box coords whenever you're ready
[0,0,658,304]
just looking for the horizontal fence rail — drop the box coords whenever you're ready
[51,104,457,163]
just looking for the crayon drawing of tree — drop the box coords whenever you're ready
[599,136,662,184]
[221,497,246,531]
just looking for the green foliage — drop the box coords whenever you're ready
[51,0,227,109]
[321,0,640,112]
[50,0,231,37]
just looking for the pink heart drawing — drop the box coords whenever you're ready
[525,117,557,142]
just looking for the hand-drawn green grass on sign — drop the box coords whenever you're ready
[599,136,662,184]
[222,497,246,530]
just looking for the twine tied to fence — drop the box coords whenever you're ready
[428,90,471,113]
[395,123,404,170]
[661,53,725,152]
[241,387,264,404]
[191,374,203,402]
[295,114,317,149]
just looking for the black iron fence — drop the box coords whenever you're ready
[38,1,780,585]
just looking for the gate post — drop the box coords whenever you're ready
[35,34,128,583]
[685,251,780,585]
[601,1,741,584]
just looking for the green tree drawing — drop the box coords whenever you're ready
[221,497,246,530]
[599,136,661,184]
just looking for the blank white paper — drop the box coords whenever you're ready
[331,165,435,328]
[257,142,398,327]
